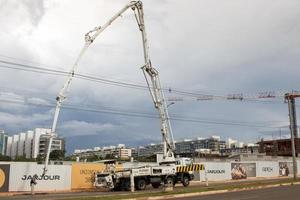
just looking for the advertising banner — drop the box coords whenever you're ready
[231,162,256,179]
[71,163,106,189]
[71,163,123,189]
[201,162,231,181]
[279,161,293,176]
[9,162,71,192]
[0,164,10,192]
[256,161,279,177]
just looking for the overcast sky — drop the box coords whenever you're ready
[0,0,299,153]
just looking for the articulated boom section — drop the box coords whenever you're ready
[43,0,175,175]
[134,1,175,161]
[142,65,175,161]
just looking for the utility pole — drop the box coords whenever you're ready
[285,92,300,180]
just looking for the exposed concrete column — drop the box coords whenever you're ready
[130,170,135,192]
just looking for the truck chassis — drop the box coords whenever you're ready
[95,165,195,191]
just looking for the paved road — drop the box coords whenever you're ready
[175,184,300,200]
[0,178,296,200]
[0,190,129,200]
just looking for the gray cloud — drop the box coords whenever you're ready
[0,0,299,153]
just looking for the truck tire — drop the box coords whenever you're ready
[165,176,174,187]
[151,182,161,188]
[182,175,190,187]
[113,183,122,191]
[135,179,146,190]
[122,179,131,191]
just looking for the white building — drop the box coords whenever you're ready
[38,134,65,157]
[11,134,19,158]
[227,138,238,148]
[17,132,26,157]
[5,128,64,159]
[32,128,51,158]
[0,130,7,155]
[74,144,132,159]
[119,148,132,159]
[24,130,34,158]
[6,136,12,157]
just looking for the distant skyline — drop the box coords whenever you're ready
[0,0,299,153]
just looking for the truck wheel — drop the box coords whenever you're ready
[135,179,146,190]
[151,182,161,188]
[182,176,190,187]
[165,177,174,187]
[123,180,131,191]
[113,184,122,191]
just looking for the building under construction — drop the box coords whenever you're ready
[257,138,300,157]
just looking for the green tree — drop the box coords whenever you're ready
[104,154,115,160]
[87,154,102,162]
[0,154,11,161]
[49,150,66,160]
[64,155,77,161]
[36,154,45,164]
[14,155,30,162]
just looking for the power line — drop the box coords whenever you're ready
[0,59,293,106]
[0,89,289,127]
[0,98,285,129]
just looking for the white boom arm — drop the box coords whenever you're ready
[43,0,174,175]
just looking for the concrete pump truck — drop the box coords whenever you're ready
[43,1,202,191]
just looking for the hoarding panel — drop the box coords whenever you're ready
[231,162,256,179]
[9,163,71,192]
[279,161,293,176]
[256,161,279,177]
[195,162,231,181]
[0,164,10,192]
[203,162,231,181]
[71,163,105,189]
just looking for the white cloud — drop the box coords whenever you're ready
[58,120,116,136]
[0,110,52,131]
[0,0,299,150]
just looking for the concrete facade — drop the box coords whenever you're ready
[4,128,64,159]
[11,135,19,158]
[24,130,33,159]
[17,132,26,157]
[0,130,7,155]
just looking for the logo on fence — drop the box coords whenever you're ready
[0,164,10,192]
[0,168,5,188]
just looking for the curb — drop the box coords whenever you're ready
[127,181,300,200]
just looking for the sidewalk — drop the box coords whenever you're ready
[190,176,292,186]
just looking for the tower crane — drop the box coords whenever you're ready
[43,1,175,175]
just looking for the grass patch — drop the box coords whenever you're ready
[58,178,300,200]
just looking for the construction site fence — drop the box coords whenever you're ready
[193,160,300,181]
[1,160,300,192]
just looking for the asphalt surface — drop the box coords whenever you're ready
[0,178,297,200]
[174,184,300,200]
[0,190,129,200]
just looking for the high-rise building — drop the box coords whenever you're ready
[17,132,26,157]
[0,130,7,155]
[6,136,12,157]
[24,130,34,159]
[32,128,51,158]
[4,128,65,159]
[11,134,19,158]
[38,134,65,157]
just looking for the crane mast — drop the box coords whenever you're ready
[43,1,174,175]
